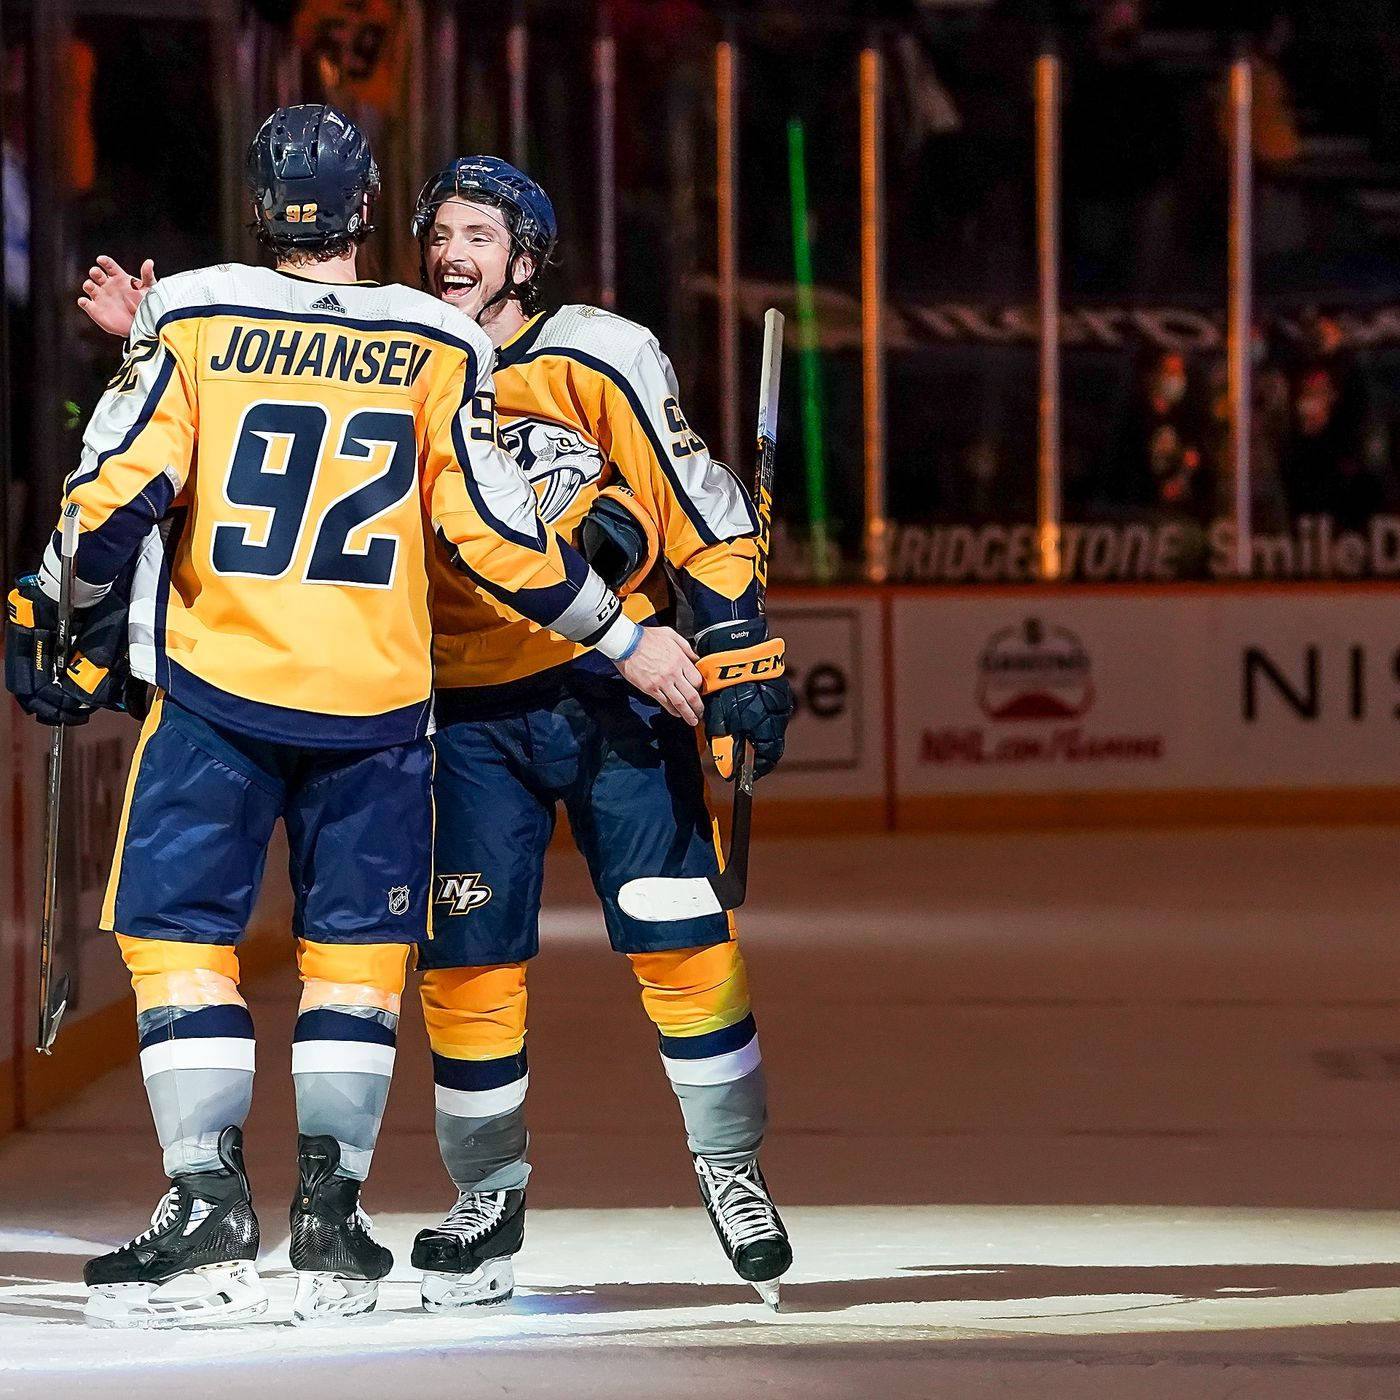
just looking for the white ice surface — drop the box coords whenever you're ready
[6,830,1400,1399]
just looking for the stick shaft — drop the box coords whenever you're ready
[728,309,785,876]
[37,503,78,1051]
[753,308,784,610]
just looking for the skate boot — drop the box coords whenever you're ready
[411,1189,525,1312]
[288,1134,392,1322]
[83,1125,266,1329]
[694,1153,792,1310]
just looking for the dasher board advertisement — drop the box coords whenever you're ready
[895,589,1400,795]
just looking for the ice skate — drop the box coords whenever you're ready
[289,1135,392,1322]
[412,1188,525,1311]
[694,1153,792,1310]
[84,1125,266,1329]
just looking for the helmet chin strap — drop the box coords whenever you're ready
[417,197,533,322]
[475,251,526,324]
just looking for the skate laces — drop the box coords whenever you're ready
[437,1191,507,1242]
[129,1186,183,1246]
[696,1157,780,1248]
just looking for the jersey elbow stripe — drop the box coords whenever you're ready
[448,426,548,554]
[67,474,178,586]
[67,356,178,492]
[442,532,584,636]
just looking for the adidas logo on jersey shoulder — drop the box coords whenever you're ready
[309,292,346,313]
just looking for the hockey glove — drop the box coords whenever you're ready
[696,618,792,781]
[5,577,128,726]
[578,484,659,596]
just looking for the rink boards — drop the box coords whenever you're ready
[4,582,1399,1133]
[751,582,1400,831]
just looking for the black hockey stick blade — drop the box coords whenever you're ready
[617,741,755,922]
[38,974,71,1055]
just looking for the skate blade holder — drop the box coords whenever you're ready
[291,1271,381,1324]
[85,1261,269,1329]
[420,1257,515,1312]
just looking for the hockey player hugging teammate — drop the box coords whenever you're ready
[71,152,794,1312]
[6,106,701,1328]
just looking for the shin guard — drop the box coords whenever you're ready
[120,935,255,1178]
[292,940,408,1182]
[420,964,530,1192]
[630,941,768,1157]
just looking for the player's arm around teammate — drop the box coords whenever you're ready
[71,251,704,725]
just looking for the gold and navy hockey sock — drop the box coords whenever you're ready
[120,935,256,1177]
[420,963,530,1192]
[629,942,768,1157]
[291,940,408,1182]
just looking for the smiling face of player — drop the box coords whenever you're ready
[423,196,535,336]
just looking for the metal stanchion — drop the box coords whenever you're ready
[595,9,617,310]
[432,0,459,168]
[508,0,528,171]
[859,39,888,582]
[1227,44,1254,577]
[716,30,739,475]
[1034,43,1062,582]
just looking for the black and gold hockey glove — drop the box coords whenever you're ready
[578,484,659,596]
[696,617,792,781]
[5,577,129,726]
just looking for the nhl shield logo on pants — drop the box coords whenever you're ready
[388,885,411,916]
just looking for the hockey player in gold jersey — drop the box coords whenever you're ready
[412,158,793,1310]
[75,155,792,1310]
[13,109,702,1329]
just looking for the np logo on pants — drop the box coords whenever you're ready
[435,873,493,917]
[388,885,412,916]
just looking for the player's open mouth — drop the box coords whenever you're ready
[439,272,479,301]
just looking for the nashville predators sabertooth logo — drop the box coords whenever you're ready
[434,873,493,916]
[499,418,604,523]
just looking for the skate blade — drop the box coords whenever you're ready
[752,1278,782,1312]
[86,1260,268,1329]
[292,1272,379,1323]
[421,1257,515,1312]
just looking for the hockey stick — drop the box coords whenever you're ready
[617,308,784,923]
[35,503,78,1053]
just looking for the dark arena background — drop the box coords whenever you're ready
[4,2,1400,1396]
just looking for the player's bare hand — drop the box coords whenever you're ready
[77,255,155,338]
[615,626,704,725]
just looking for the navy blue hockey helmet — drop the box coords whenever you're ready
[411,155,557,314]
[246,104,380,249]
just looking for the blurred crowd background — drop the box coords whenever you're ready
[3,0,1400,581]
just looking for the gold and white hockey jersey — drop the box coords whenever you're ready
[432,305,761,705]
[48,267,633,746]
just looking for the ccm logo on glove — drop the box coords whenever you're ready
[698,640,786,690]
[696,622,793,781]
